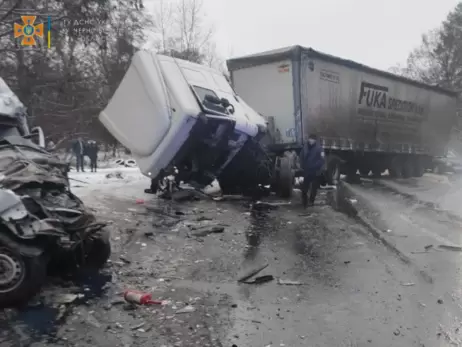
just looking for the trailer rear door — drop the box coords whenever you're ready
[232,60,296,144]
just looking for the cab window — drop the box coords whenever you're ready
[193,86,228,115]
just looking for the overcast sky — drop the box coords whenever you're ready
[200,0,459,70]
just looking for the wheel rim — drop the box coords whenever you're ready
[0,249,25,293]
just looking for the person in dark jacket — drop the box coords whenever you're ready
[87,140,99,172]
[299,134,325,207]
[72,137,86,172]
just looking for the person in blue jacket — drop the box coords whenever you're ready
[299,134,325,207]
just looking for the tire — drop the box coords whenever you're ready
[412,159,424,177]
[345,164,360,183]
[389,156,403,178]
[372,167,382,178]
[0,246,47,308]
[218,178,240,195]
[359,168,370,177]
[326,155,341,185]
[277,156,293,198]
[84,230,111,269]
[125,159,137,168]
[402,160,413,179]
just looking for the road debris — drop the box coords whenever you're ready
[123,290,163,305]
[438,244,462,252]
[106,171,124,179]
[237,263,269,283]
[213,194,250,201]
[119,255,131,264]
[242,275,274,285]
[54,293,80,305]
[175,305,196,314]
[251,201,281,210]
[437,298,444,304]
[191,225,225,237]
[130,322,146,330]
[277,279,303,285]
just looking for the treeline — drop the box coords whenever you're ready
[0,0,219,150]
[391,2,462,128]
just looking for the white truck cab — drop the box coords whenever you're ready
[99,51,268,193]
[0,78,45,147]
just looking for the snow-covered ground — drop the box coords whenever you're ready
[69,167,150,201]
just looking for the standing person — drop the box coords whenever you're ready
[72,137,86,172]
[299,134,325,207]
[87,140,99,172]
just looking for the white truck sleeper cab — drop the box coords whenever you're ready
[99,51,268,193]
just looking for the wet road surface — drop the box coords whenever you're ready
[2,170,462,346]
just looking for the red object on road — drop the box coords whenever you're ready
[135,199,145,205]
[123,290,162,305]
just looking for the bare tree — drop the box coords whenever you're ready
[392,3,462,91]
[0,0,151,148]
[150,0,221,66]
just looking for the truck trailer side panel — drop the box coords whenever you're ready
[300,54,457,157]
[231,60,297,145]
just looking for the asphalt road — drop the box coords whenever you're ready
[2,170,462,347]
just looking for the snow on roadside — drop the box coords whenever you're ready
[69,167,150,201]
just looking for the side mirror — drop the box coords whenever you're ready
[30,126,45,148]
[220,98,230,107]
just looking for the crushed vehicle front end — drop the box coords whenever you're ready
[0,79,110,307]
[99,51,271,195]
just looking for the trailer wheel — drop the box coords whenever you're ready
[389,156,403,178]
[402,160,413,179]
[371,167,383,178]
[359,168,370,177]
[277,156,293,198]
[326,155,341,185]
[412,159,424,177]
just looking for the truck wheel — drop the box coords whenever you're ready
[359,168,370,177]
[0,246,47,308]
[389,156,403,178]
[277,156,293,198]
[326,155,341,185]
[85,229,111,269]
[345,164,360,183]
[412,160,424,177]
[371,167,383,178]
[402,161,413,179]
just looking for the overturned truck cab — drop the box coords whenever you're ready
[100,51,289,196]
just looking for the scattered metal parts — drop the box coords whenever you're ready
[237,263,269,283]
[438,245,462,252]
[278,279,302,285]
